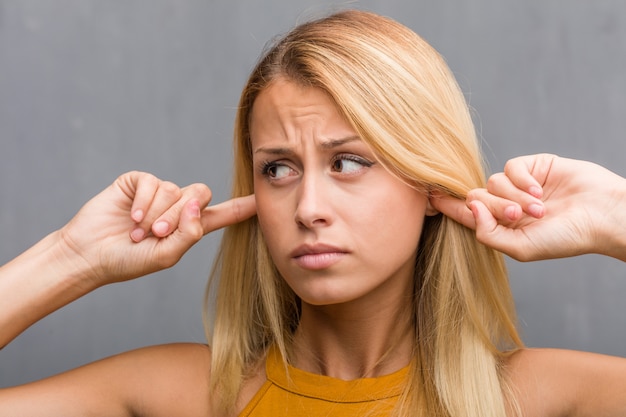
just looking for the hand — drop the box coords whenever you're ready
[57,171,256,286]
[431,154,626,262]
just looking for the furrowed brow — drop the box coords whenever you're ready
[254,146,295,156]
[319,136,361,149]
[253,136,362,155]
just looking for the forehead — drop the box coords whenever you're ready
[249,79,357,148]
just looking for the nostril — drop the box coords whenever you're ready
[293,178,331,228]
[294,212,327,229]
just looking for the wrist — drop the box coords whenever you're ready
[53,228,106,292]
[599,177,626,262]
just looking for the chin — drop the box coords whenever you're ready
[292,282,366,307]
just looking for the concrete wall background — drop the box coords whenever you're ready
[1,0,625,386]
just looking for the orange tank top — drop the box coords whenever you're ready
[239,346,409,416]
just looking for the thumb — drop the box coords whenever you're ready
[147,199,206,270]
[201,194,257,234]
[471,199,507,250]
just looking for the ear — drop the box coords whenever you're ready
[426,200,440,216]
[426,188,440,216]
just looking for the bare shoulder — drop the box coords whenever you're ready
[0,342,213,417]
[504,347,626,417]
[118,343,214,416]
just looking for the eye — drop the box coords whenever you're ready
[331,154,374,174]
[260,161,296,180]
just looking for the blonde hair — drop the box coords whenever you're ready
[206,9,523,416]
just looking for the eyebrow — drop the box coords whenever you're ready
[253,136,361,155]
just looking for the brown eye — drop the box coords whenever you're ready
[330,155,373,174]
[261,161,295,180]
[332,159,344,171]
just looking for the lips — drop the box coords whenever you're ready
[290,243,348,270]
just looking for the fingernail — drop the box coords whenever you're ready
[130,227,145,242]
[153,221,169,236]
[504,205,520,221]
[528,203,544,218]
[188,200,201,218]
[529,186,543,198]
[132,209,144,223]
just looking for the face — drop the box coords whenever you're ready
[250,79,431,307]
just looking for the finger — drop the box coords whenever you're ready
[115,172,164,242]
[151,198,206,270]
[129,181,184,239]
[175,199,205,244]
[487,173,545,218]
[503,154,558,198]
[127,172,160,223]
[470,200,499,240]
[470,200,537,261]
[471,199,518,252]
[467,188,523,223]
[151,183,212,238]
[429,191,476,229]
[201,194,257,234]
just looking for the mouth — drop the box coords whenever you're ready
[290,243,348,270]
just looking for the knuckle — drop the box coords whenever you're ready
[503,159,516,173]
[160,181,183,198]
[466,188,481,201]
[186,183,212,201]
[136,171,160,185]
[188,225,204,241]
[119,170,138,181]
[503,156,527,174]
[486,173,504,190]
[142,172,159,181]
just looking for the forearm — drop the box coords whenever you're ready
[0,230,99,349]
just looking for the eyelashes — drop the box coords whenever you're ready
[258,160,296,181]
[257,153,375,181]
[259,160,284,177]
[330,154,374,172]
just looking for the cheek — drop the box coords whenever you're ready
[370,189,428,246]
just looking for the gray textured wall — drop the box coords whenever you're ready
[1,0,625,386]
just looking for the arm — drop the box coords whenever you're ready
[0,343,214,417]
[431,154,626,262]
[433,155,626,416]
[0,228,97,350]
[506,348,626,417]
[0,172,255,348]
[0,171,255,415]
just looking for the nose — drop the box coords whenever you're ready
[294,172,332,229]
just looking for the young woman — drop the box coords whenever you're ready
[1,9,626,417]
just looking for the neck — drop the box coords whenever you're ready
[291,289,415,380]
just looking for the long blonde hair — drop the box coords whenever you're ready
[206,9,522,416]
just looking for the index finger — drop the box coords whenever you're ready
[504,154,558,198]
[429,190,476,230]
[201,194,257,234]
